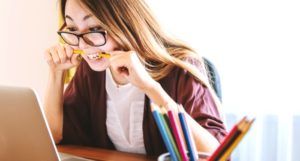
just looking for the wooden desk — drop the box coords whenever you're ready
[57,145,156,161]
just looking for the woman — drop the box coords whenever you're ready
[44,0,227,156]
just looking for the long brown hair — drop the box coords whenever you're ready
[59,0,222,109]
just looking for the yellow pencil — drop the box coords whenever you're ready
[73,49,111,58]
[219,118,255,161]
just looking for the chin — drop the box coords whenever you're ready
[87,62,109,72]
[83,57,110,72]
[89,66,107,72]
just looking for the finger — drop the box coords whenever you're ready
[49,47,60,64]
[110,52,133,73]
[108,50,125,57]
[70,53,81,66]
[57,44,67,63]
[108,50,128,63]
[109,55,126,69]
[44,49,55,66]
[108,54,121,63]
[118,66,129,76]
[64,45,73,58]
[110,59,130,78]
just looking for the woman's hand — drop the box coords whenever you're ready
[44,44,81,73]
[44,43,80,144]
[109,51,157,91]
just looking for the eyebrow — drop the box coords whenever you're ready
[65,14,93,21]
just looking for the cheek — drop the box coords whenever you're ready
[72,46,80,50]
[99,36,119,51]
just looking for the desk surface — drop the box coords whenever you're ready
[57,145,156,161]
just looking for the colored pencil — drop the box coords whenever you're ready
[178,106,198,161]
[219,119,255,161]
[167,108,189,161]
[207,117,247,161]
[151,103,178,161]
[207,117,255,161]
[160,108,181,161]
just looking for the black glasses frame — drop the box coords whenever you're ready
[57,30,108,47]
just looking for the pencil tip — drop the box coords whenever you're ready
[150,103,159,111]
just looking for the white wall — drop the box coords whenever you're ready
[148,0,300,161]
[147,0,300,115]
[146,1,300,160]
[0,0,58,98]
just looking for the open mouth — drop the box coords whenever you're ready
[73,50,110,61]
[87,53,101,60]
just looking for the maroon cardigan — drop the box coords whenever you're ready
[60,60,227,156]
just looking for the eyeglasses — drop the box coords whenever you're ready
[57,31,107,47]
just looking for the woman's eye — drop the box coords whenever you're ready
[89,27,102,31]
[66,27,77,32]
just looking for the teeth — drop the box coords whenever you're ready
[87,53,100,60]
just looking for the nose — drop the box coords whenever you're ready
[78,37,90,49]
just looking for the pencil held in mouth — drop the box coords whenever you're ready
[73,49,111,59]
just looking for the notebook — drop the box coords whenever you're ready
[0,85,93,161]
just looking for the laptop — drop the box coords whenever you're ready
[0,86,93,161]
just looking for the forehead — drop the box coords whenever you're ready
[65,0,97,23]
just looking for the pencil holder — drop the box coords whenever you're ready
[157,152,210,161]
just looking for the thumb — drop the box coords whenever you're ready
[71,54,82,66]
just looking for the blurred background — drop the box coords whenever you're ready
[0,0,299,160]
[0,0,57,96]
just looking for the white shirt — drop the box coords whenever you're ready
[105,69,146,154]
